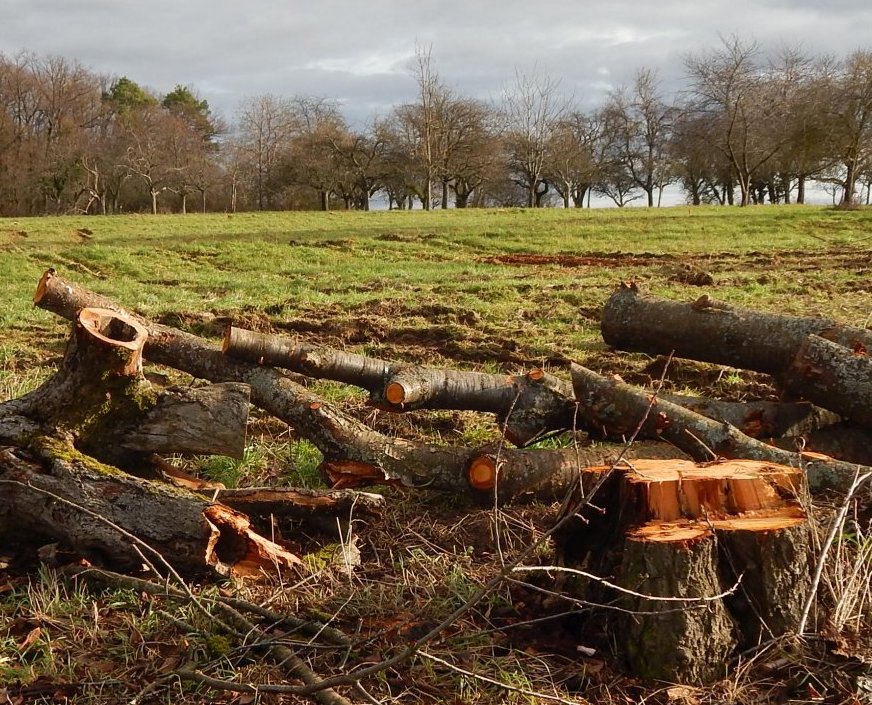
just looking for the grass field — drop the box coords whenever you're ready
[1,205,871,703]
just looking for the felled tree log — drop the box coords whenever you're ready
[215,487,386,537]
[33,270,694,503]
[227,326,834,443]
[0,441,299,578]
[570,362,871,494]
[554,456,810,683]
[601,283,872,375]
[224,326,577,446]
[1,306,250,471]
[658,393,840,439]
[782,334,872,428]
[770,423,872,466]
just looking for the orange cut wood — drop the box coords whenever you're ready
[616,458,801,522]
[468,456,497,490]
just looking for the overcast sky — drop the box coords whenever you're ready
[2,0,871,127]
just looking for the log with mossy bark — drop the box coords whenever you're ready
[0,306,250,474]
[0,308,306,577]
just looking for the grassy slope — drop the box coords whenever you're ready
[3,205,870,364]
[1,205,871,702]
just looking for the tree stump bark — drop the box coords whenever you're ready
[619,525,735,683]
[555,456,811,684]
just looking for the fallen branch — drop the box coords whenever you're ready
[570,362,872,495]
[224,326,577,446]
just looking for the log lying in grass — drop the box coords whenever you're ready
[0,441,299,578]
[601,282,872,375]
[0,306,293,578]
[658,393,840,439]
[224,326,577,446]
[33,270,596,501]
[554,455,810,683]
[0,302,387,577]
[570,362,870,494]
[770,422,872,466]
[227,326,837,443]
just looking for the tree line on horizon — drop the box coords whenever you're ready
[0,38,870,217]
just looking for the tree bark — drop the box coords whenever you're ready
[224,326,577,446]
[618,526,735,683]
[570,362,871,494]
[225,327,834,444]
[782,333,872,428]
[1,306,250,472]
[0,441,299,579]
[601,283,872,376]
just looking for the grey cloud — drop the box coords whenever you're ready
[1,0,869,124]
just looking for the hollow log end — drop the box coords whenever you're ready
[203,504,301,578]
[77,307,148,376]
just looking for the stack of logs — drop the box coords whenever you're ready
[1,271,870,684]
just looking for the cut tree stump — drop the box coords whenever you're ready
[555,456,811,683]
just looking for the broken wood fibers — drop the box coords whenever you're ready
[551,456,809,684]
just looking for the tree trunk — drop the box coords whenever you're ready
[0,306,250,472]
[224,327,576,447]
[0,443,300,579]
[601,283,872,376]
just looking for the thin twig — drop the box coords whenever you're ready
[512,565,743,602]
[797,467,872,634]
[418,650,584,705]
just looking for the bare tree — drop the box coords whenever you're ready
[406,43,450,210]
[605,69,675,207]
[826,50,872,206]
[543,111,600,207]
[684,36,789,206]
[500,66,568,207]
[235,94,297,210]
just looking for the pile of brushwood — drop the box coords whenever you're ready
[1,270,871,694]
